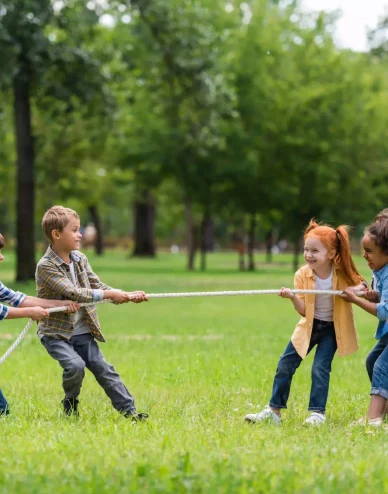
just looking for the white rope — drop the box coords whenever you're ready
[145,289,361,298]
[0,289,362,365]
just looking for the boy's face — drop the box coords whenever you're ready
[52,216,82,252]
[0,249,3,263]
[362,234,388,271]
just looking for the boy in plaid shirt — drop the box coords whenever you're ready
[36,206,148,420]
[0,232,78,415]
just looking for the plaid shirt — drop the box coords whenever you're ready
[36,246,112,341]
[0,282,26,320]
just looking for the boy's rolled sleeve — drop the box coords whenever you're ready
[0,281,26,307]
[0,304,9,321]
[93,289,104,302]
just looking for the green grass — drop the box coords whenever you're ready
[0,251,386,493]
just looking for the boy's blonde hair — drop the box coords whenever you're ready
[42,206,80,241]
[0,233,4,249]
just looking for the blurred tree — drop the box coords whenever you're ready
[368,14,388,60]
[0,0,54,280]
[127,0,237,268]
[0,0,111,274]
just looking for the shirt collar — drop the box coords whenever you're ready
[45,246,81,266]
[373,264,388,283]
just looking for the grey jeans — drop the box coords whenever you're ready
[41,333,136,415]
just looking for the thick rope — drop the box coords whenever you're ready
[145,289,360,298]
[0,289,363,365]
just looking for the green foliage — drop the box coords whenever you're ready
[0,0,388,251]
[0,0,53,87]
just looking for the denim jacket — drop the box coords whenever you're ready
[373,264,388,340]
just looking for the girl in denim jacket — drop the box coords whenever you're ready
[342,217,388,426]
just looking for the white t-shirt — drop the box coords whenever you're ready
[314,270,334,322]
[69,262,91,335]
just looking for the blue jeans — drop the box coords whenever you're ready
[41,334,137,415]
[0,389,9,414]
[366,333,388,400]
[269,319,337,413]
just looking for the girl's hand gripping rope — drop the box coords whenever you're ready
[340,287,367,303]
[278,287,295,299]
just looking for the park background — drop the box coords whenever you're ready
[1,0,388,492]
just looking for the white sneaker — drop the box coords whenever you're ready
[351,416,383,427]
[304,412,326,425]
[368,417,383,427]
[244,406,282,424]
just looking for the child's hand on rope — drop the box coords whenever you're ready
[28,307,49,320]
[340,287,361,303]
[127,291,148,303]
[278,287,295,299]
[63,301,80,313]
[108,291,131,304]
[361,290,380,303]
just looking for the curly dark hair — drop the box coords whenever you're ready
[365,219,388,255]
[374,209,388,223]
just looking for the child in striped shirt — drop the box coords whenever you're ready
[0,233,78,415]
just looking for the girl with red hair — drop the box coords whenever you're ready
[245,219,365,426]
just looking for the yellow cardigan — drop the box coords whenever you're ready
[291,264,361,359]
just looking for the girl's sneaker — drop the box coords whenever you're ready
[351,416,382,427]
[304,412,326,425]
[244,406,281,424]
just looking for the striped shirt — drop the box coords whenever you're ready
[0,282,26,320]
[36,246,111,341]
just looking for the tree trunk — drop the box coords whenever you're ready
[185,198,197,271]
[200,210,213,272]
[293,236,301,272]
[239,253,245,271]
[204,215,214,252]
[89,204,104,256]
[132,191,156,257]
[14,72,36,281]
[0,203,9,235]
[265,229,273,263]
[247,213,256,272]
[232,230,245,271]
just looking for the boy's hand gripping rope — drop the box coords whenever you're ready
[0,289,364,365]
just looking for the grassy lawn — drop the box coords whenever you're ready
[0,251,386,493]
